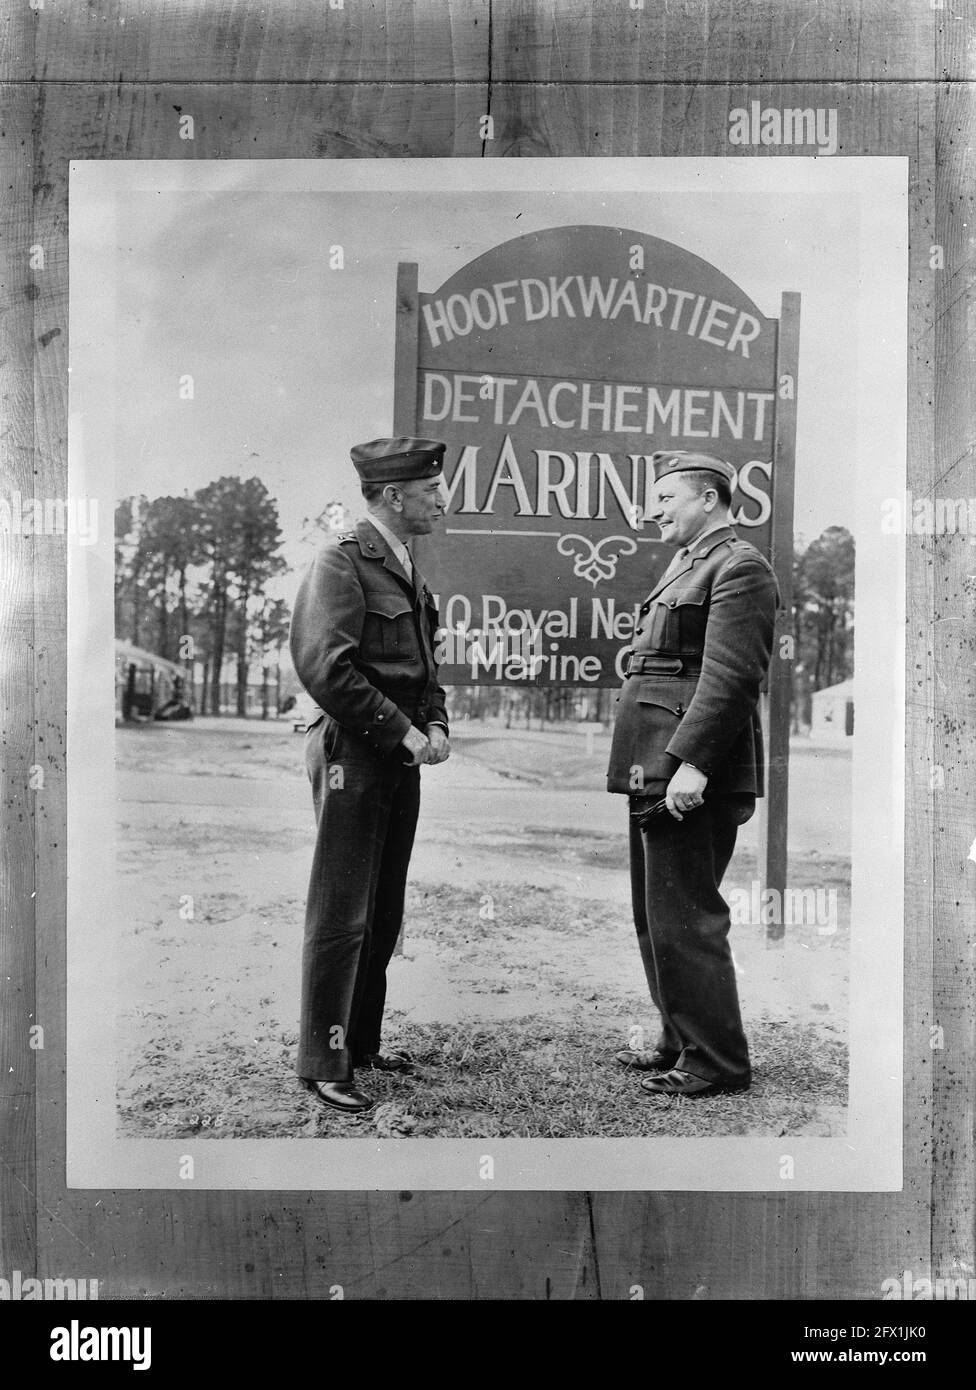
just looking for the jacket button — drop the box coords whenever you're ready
[668,600,676,608]
[377,713,384,721]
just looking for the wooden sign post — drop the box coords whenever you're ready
[762,291,801,939]
[399,227,797,910]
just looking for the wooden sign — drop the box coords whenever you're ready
[398,226,798,690]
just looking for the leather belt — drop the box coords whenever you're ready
[626,654,702,677]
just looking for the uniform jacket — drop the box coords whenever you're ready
[289,518,448,758]
[607,525,779,795]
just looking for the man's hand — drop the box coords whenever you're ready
[400,726,431,766]
[426,726,450,766]
[665,762,708,820]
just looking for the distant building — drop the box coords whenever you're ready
[810,678,853,738]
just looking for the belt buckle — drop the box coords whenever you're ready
[627,653,684,677]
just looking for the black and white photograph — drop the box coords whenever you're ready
[67,158,904,1191]
[3,0,974,1329]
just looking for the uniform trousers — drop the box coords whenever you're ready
[297,718,420,1081]
[628,793,755,1085]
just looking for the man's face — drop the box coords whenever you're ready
[395,475,448,536]
[650,473,712,547]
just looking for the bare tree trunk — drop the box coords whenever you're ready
[130,565,143,646]
[237,652,249,718]
[235,574,253,718]
[210,591,227,716]
[157,571,170,659]
[178,568,190,654]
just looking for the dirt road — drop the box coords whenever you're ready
[115,717,849,1140]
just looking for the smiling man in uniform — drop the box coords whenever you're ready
[289,436,450,1114]
[607,450,779,1099]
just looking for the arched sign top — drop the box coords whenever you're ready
[418,224,777,389]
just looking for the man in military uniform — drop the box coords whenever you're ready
[607,450,779,1098]
[289,436,450,1113]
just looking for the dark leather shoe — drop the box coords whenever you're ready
[640,1068,751,1098]
[353,1050,414,1073]
[614,1048,679,1072]
[302,1079,373,1113]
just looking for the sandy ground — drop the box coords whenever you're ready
[115,717,850,1139]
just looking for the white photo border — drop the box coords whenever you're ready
[66,157,906,1190]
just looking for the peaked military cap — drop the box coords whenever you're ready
[351,436,446,483]
[651,450,737,487]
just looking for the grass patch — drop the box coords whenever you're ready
[117,1017,846,1140]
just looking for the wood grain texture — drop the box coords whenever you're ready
[34,1190,601,1299]
[7,0,966,85]
[0,81,37,1284]
[938,0,976,81]
[29,81,487,161]
[931,78,976,1286]
[10,0,490,84]
[0,2,32,84]
[491,0,937,84]
[0,0,969,1300]
[485,75,934,158]
[590,1191,933,1299]
[29,67,73,1292]
[903,70,937,1294]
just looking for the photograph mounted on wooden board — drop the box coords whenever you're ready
[65,157,905,1191]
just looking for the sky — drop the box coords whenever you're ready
[70,160,890,607]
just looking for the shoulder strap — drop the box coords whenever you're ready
[724,537,774,569]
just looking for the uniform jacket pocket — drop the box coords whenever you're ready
[361,593,417,662]
[632,675,700,717]
[651,586,709,651]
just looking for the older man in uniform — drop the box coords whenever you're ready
[290,436,450,1113]
[607,450,779,1098]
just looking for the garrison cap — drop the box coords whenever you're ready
[651,450,737,487]
[351,436,445,483]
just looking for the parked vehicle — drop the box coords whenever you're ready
[116,641,190,722]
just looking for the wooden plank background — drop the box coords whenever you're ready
[0,0,972,1299]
